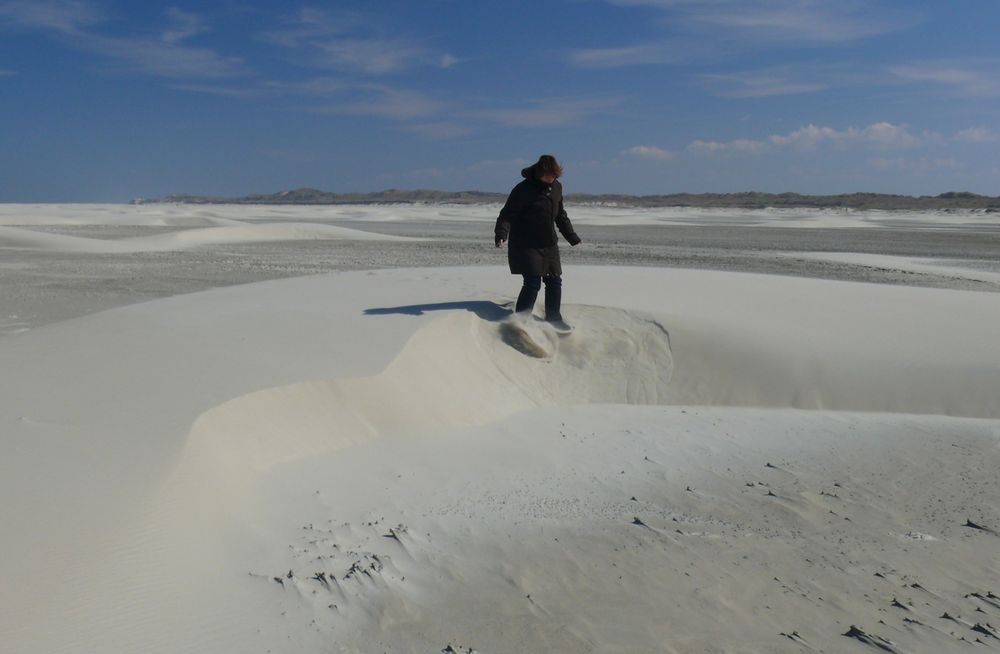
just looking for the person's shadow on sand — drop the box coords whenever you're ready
[364,301,510,322]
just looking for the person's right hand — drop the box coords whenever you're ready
[495,238,506,248]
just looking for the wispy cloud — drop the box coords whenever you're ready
[0,0,102,33]
[621,145,676,161]
[401,122,476,140]
[610,0,916,43]
[867,157,959,174]
[573,1,918,69]
[174,76,449,125]
[769,122,921,149]
[170,83,270,99]
[259,7,360,47]
[161,7,207,44]
[888,61,1000,97]
[473,97,623,128]
[262,76,349,96]
[309,37,433,75]
[569,41,697,69]
[953,127,999,143]
[0,0,243,79]
[84,34,243,78]
[699,70,827,98]
[263,7,457,75]
[306,85,443,120]
[684,122,925,157]
[0,69,16,76]
[687,138,768,155]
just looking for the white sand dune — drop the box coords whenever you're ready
[2,202,998,230]
[0,203,245,227]
[0,221,411,253]
[2,266,999,653]
[781,251,1000,286]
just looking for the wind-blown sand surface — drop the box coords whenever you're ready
[3,203,999,336]
[3,201,999,230]
[1,205,999,653]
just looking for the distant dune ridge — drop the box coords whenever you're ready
[138,187,1000,210]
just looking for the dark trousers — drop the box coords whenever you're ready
[515,274,562,320]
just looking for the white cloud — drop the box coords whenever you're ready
[685,122,925,158]
[570,2,916,70]
[473,97,623,129]
[687,138,767,155]
[889,62,1000,97]
[621,145,675,160]
[768,124,844,148]
[569,41,695,69]
[262,8,453,75]
[953,127,999,143]
[312,37,432,75]
[699,71,827,98]
[264,76,348,96]
[172,76,350,99]
[608,0,916,44]
[858,122,921,147]
[170,83,269,98]
[890,64,978,85]
[768,122,920,149]
[867,157,959,173]
[174,77,452,126]
[0,69,15,76]
[0,0,243,79]
[919,129,947,146]
[84,33,244,78]
[307,86,443,120]
[161,7,207,44]
[401,122,475,140]
[259,8,359,46]
[0,0,102,33]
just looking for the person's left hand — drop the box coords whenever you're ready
[495,238,506,248]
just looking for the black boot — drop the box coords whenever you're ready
[543,275,562,321]
[515,286,538,314]
[515,275,541,314]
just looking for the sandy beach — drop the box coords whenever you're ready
[2,204,999,653]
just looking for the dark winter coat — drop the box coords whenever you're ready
[494,164,581,276]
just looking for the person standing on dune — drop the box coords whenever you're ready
[494,154,582,329]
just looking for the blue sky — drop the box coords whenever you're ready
[1,0,999,201]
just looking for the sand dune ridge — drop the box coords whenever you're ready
[178,306,674,491]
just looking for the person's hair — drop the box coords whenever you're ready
[536,154,563,178]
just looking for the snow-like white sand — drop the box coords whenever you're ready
[779,251,1000,286]
[2,201,997,231]
[0,221,409,253]
[0,204,412,254]
[2,253,999,653]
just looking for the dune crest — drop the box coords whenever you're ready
[178,306,674,490]
[0,221,409,253]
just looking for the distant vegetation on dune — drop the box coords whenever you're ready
[138,188,1000,210]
